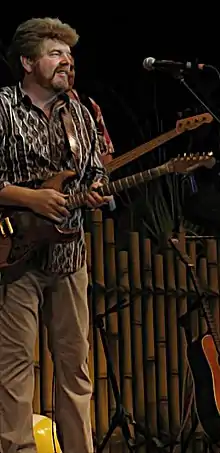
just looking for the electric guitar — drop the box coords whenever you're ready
[106,112,213,173]
[0,153,215,284]
[170,238,220,443]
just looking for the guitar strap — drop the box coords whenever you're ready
[60,100,98,186]
[60,104,80,177]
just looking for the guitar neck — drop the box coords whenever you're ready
[106,128,179,173]
[200,296,220,353]
[68,162,169,209]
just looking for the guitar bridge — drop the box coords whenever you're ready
[0,217,14,237]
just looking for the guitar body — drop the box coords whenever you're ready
[0,170,79,283]
[187,334,220,442]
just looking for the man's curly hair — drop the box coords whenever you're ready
[7,17,79,81]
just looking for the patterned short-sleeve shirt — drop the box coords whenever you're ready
[0,84,108,274]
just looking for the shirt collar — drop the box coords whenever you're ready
[13,83,70,110]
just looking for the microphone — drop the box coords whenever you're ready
[143,57,205,72]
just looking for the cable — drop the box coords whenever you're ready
[205,64,220,81]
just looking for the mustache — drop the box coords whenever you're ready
[53,66,69,77]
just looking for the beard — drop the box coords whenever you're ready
[33,64,69,93]
[51,72,69,92]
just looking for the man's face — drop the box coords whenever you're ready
[29,39,72,92]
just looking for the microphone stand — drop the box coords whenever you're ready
[174,70,220,125]
[93,295,167,453]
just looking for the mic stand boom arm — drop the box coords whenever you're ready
[175,72,220,125]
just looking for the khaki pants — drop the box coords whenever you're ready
[0,264,93,453]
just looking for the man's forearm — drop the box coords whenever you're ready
[0,185,35,208]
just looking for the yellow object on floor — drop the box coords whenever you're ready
[33,414,62,453]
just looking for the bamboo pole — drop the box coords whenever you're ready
[164,245,180,436]
[117,250,135,451]
[141,238,158,437]
[185,240,204,450]
[197,257,208,336]
[128,233,145,418]
[206,239,220,333]
[186,240,199,341]
[85,231,96,435]
[153,253,170,439]
[90,209,109,451]
[103,217,123,452]
[175,231,188,401]
[176,235,200,448]
[103,218,120,394]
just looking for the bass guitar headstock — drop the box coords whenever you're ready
[176,113,213,133]
[167,152,216,174]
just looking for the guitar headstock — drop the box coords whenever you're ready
[167,152,216,174]
[176,113,213,133]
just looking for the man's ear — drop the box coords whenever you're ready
[20,56,33,73]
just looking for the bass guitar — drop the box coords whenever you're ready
[106,112,213,173]
[0,153,215,284]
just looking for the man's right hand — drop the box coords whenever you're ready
[28,189,70,223]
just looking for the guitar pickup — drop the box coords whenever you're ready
[0,217,14,237]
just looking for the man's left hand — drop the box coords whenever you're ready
[85,181,113,209]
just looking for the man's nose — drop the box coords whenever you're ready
[60,54,71,67]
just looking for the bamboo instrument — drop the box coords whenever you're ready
[103,218,123,452]
[128,232,146,453]
[153,253,170,438]
[141,238,158,436]
[90,209,109,448]
[117,250,134,447]
[164,245,180,435]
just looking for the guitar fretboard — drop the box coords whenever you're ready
[68,164,169,209]
[201,298,220,352]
